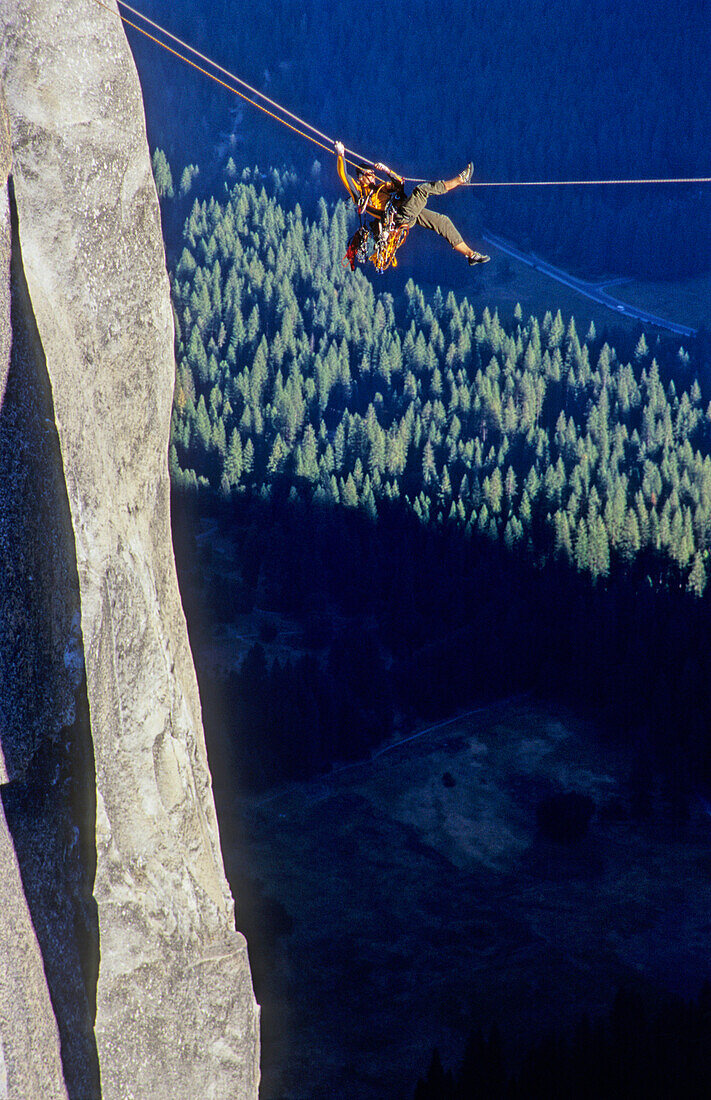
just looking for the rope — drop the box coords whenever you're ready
[90,0,373,175]
[91,0,711,191]
[460,176,711,188]
[116,2,342,150]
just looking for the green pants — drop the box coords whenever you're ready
[396,180,464,248]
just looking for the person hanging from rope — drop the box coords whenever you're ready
[335,141,490,269]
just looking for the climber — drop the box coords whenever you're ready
[335,141,490,266]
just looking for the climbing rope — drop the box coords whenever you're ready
[459,176,711,187]
[90,0,373,176]
[115,0,338,152]
[91,0,711,191]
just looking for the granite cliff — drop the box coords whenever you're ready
[0,2,259,1096]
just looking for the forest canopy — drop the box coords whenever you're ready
[169,168,711,596]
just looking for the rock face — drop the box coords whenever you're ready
[0,2,260,1097]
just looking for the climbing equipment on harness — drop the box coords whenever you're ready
[344,226,372,270]
[343,198,410,274]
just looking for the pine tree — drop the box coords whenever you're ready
[361,482,378,521]
[187,325,209,385]
[553,510,573,561]
[588,515,610,578]
[246,304,260,344]
[297,424,319,482]
[634,333,649,362]
[224,429,243,487]
[211,416,227,459]
[194,395,212,456]
[504,465,517,505]
[687,552,707,597]
[422,441,437,486]
[574,517,590,573]
[267,433,287,475]
[618,508,641,562]
[243,437,255,476]
[341,473,359,508]
[548,309,564,349]
[179,164,199,197]
[168,444,182,483]
[484,468,503,514]
[151,148,174,199]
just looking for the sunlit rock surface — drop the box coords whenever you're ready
[0,2,259,1096]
